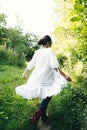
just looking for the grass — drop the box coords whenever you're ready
[0,65,39,130]
[0,65,86,130]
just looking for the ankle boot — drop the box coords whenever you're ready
[32,107,42,128]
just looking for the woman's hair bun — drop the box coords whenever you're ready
[38,35,52,46]
[38,39,45,45]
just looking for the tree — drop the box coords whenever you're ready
[53,0,87,73]
[51,1,87,129]
[0,13,7,46]
[0,12,39,66]
[0,27,8,46]
[0,13,6,27]
[23,33,39,61]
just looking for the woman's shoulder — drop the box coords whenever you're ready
[34,49,43,56]
[48,48,55,55]
[35,48,54,55]
[35,48,42,53]
[48,48,53,52]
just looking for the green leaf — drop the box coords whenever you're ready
[74,3,84,12]
[70,16,82,22]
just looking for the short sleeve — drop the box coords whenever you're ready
[50,51,59,68]
[26,51,37,70]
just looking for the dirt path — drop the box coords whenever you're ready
[37,119,51,130]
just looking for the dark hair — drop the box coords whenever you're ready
[38,35,52,46]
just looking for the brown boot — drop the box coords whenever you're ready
[32,107,42,128]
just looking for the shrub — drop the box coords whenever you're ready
[0,48,25,67]
[0,48,8,64]
[49,82,87,130]
[57,54,67,67]
[0,65,37,130]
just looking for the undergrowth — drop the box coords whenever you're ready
[0,65,39,130]
[0,65,87,130]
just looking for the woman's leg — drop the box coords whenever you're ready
[32,96,52,127]
[40,96,52,121]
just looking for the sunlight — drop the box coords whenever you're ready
[0,0,55,36]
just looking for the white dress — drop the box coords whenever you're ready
[15,48,67,99]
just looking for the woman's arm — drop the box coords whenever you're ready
[55,68,71,82]
[22,70,30,80]
[22,52,36,80]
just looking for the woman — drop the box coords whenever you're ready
[15,35,71,128]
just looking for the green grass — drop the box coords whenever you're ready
[0,65,86,130]
[0,65,39,130]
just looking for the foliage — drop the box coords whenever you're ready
[56,53,67,67]
[69,0,87,63]
[0,13,6,27]
[0,0,87,130]
[0,27,8,45]
[23,33,39,61]
[0,65,39,130]
[0,48,25,66]
[49,82,87,130]
[51,0,87,130]
[0,14,39,66]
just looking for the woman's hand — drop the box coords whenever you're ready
[65,75,71,82]
[23,74,29,80]
[56,68,72,82]
[22,70,30,80]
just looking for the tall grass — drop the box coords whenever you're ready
[0,65,87,130]
[49,82,87,130]
[0,65,38,130]
[0,48,25,66]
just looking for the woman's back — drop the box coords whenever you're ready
[27,48,56,86]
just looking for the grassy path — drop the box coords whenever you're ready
[0,65,38,130]
[37,119,51,130]
[2,65,83,130]
[0,65,53,130]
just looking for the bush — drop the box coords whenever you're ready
[49,82,87,130]
[0,48,8,63]
[25,45,39,61]
[0,65,38,130]
[0,48,25,67]
[57,54,67,67]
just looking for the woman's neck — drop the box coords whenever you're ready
[43,45,51,48]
